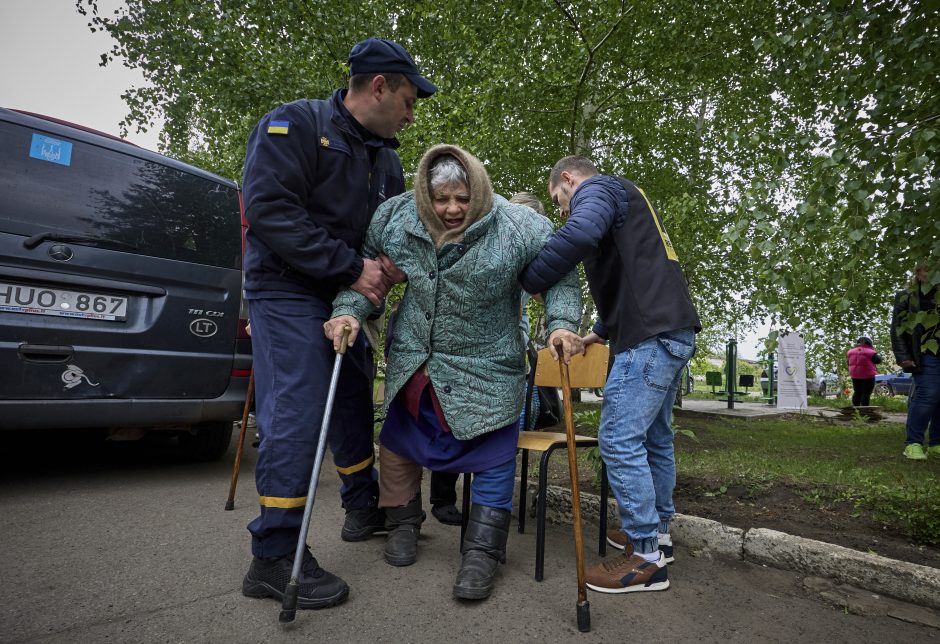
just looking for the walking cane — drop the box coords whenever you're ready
[280,325,351,624]
[554,337,591,633]
[224,371,255,511]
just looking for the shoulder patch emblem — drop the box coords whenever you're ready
[267,120,289,135]
[320,136,330,147]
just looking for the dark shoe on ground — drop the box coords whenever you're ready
[384,496,424,567]
[242,549,348,609]
[453,504,510,600]
[606,530,674,563]
[585,553,669,594]
[454,550,500,599]
[341,505,388,542]
[431,503,463,526]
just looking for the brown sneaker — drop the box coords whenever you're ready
[585,553,669,594]
[605,529,634,554]
[607,530,675,564]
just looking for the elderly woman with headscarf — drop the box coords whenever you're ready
[325,144,582,600]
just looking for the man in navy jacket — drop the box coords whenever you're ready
[521,155,700,595]
[240,38,436,610]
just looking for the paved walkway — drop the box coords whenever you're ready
[675,397,906,423]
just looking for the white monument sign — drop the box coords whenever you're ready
[777,332,807,410]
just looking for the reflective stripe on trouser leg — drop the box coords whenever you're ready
[327,331,379,510]
[246,296,376,558]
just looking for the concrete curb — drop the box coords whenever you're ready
[522,481,940,611]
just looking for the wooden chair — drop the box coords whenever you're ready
[460,343,610,581]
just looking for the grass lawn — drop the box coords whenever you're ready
[568,401,939,552]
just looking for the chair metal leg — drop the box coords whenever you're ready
[599,462,608,556]
[460,472,472,546]
[518,448,529,534]
[535,446,554,582]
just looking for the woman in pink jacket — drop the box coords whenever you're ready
[847,336,882,406]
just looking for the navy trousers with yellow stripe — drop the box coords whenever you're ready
[246,296,378,558]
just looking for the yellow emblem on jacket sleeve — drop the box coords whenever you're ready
[267,120,289,135]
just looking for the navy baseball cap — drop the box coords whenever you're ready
[348,38,437,98]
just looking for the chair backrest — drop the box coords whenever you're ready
[533,343,609,389]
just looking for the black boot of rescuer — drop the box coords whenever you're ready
[453,504,510,600]
[242,547,348,609]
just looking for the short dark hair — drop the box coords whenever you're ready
[549,155,599,187]
[349,72,406,94]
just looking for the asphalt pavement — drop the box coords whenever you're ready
[0,429,936,643]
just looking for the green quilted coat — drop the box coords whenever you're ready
[332,192,580,440]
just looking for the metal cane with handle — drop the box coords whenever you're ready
[279,325,351,624]
[554,337,591,633]
[224,371,255,511]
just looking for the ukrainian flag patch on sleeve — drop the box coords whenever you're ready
[267,120,290,135]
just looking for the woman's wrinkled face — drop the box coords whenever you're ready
[432,182,471,229]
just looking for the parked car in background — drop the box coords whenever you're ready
[0,108,251,460]
[760,367,842,397]
[874,370,914,396]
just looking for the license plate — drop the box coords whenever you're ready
[0,281,128,321]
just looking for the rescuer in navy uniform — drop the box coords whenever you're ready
[239,38,436,609]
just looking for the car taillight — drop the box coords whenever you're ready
[231,368,251,377]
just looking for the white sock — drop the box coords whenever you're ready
[659,532,672,545]
[637,550,661,563]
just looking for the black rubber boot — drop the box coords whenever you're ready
[453,504,510,600]
[383,495,423,567]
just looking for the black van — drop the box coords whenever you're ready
[0,108,251,460]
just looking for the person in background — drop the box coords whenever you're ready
[846,336,881,407]
[891,262,940,460]
[509,191,546,432]
[239,38,436,610]
[326,145,582,600]
[520,155,701,595]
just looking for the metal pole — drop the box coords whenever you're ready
[279,326,350,623]
[727,338,737,410]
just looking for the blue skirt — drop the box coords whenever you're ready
[379,388,519,474]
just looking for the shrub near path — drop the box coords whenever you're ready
[545,403,940,569]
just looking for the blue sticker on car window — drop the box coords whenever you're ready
[29,134,73,166]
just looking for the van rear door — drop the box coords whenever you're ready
[0,112,242,405]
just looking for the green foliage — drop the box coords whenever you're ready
[572,409,601,436]
[840,476,940,546]
[77,0,938,351]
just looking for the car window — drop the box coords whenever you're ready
[0,121,240,269]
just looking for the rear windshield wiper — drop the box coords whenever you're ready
[23,232,140,251]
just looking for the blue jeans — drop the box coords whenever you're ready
[599,329,696,554]
[906,353,940,446]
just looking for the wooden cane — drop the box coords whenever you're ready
[554,338,591,632]
[225,370,255,511]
